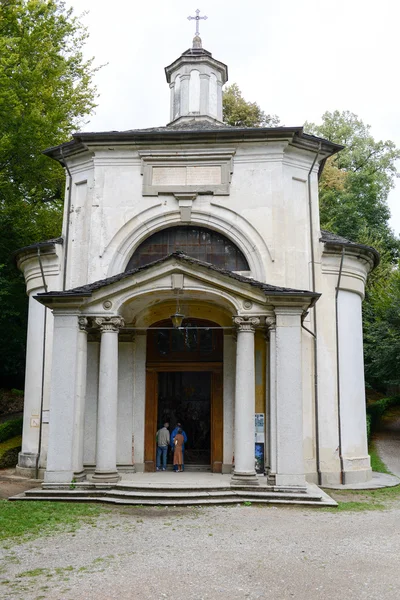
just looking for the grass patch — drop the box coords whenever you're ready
[324,483,400,511]
[369,441,392,474]
[0,500,108,543]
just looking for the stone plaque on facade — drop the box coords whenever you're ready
[152,167,186,185]
[186,166,221,185]
[140,149,235,196]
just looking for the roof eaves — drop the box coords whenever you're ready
[13,237,63,262]
[36,251,319,300]
[320,230,380,268]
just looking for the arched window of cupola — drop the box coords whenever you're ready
[188,69,200,113]
[125,226,250,272]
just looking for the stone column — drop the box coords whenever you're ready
[17,292,46,475]
[44,312,83,483]
[274,307,306,488]
[265,318,277,482]
[222,332,235,474]
[231,316,260,487]
[71,317,88,480]
[92,316,124,483]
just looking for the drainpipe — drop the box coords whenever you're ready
[35,248,48,480]
[60,147,72,291]
[335,247,346,484]
[307,142,322,485]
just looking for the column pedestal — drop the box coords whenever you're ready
[274,307,306,489]
[72,317,88,481]
[17,292,46,477]
[231,316,260,487]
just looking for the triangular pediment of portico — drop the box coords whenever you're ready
[35,252,319,315]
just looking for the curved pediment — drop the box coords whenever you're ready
[35,252,319,319]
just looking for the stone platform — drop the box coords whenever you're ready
[9,472,337,507]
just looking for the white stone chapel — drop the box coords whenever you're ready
[15,29,378,490]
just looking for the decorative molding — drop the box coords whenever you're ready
[174,193,197,222]
[233,316,260,333]
[242,300,253,310]
[265,316,276,331]
[139,149,235,196]
[78,316,89,332]
[94,316,125,333]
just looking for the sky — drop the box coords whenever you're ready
[65,0,400,234]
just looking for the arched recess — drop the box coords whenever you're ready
[144,317,224,473]
[104,205,270,281]
[125,226,249,272]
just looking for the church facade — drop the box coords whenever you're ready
[15,36,377,489]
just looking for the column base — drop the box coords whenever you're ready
[231,472,259,487]
[73,470,87,482]
[44,470,74,483]
[92,470,120,484]
[275,473,306,488]
[18,451,38,470]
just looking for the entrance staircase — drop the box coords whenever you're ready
[10,473,337,507]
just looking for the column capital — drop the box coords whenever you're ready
[94,316,125,333]
[233,316,260,333]
[78,316,89,332]
[265,316,276,331]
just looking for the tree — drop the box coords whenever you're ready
[223,83,280,127]
[0,0,99,386]
[305,111,400,391]
[305,111,400,256]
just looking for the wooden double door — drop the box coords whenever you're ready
[144,364,223,472]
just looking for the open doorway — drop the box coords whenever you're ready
[158,371,211,466]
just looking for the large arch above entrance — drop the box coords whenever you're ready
[144,318,224,473]
[125,226,249,272]
[103,206,269,281]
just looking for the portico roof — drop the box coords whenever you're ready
[35,251,320,307]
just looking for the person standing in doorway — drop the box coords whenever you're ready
[156,422,170,471]
[171,422,187,471]
[173,428,185,473]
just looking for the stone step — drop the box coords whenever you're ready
[9,492,335,507]
[14,487,334,506]
[23,486,322,502]
[107,489,323,501]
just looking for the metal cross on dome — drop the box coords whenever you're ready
[187,8,208,36]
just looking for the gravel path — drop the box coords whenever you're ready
[1,503,400,600]
[375,415,400,478]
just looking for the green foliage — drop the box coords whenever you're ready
[0,416,23,442]
[0,0,99,385]
[364,270,400,388]
[305,111,400,252]
[0,500,106,542]
[305,111,400,391]
[223,84,280,127]
[366,413,371,440]
[0,434,22,468]
[366,396,400,431]
[368,441,392,475]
